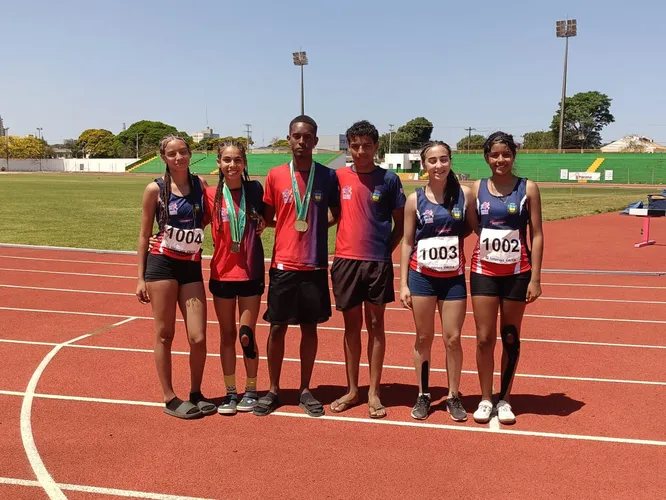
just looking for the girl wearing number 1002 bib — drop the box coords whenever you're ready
[400,141,478,422]
[136,135,216,420]
[469,132,544,426]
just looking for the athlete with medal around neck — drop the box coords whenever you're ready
[136,135,217,420]
[253,115,340,418]
[470,131,544,425]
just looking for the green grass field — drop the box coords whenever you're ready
[0,174,660,256]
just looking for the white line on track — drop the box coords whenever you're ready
[2,338,664,386]
[2,265,666,291]
[0,476,215,499]
[4,283,666,306]
[1,390,664,448]
[3,305,666,350]
[18,316,136,500]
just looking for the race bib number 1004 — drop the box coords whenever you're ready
[480,228,521,264]
[160,225,204,254]
[417,236,460,272]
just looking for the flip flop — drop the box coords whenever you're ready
[368,404,387,419]
[189,392,217,416]
[330,396,359,414]
[253,392,280,417]
[163,397,204,420]
[299,392,325,418]
[239,325,257,359]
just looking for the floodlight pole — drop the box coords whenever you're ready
[556,19,577,152]
[4,127,9,171]
[37,127,43,171]
[292,51,308,115]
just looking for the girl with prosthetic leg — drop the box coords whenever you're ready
[470,132,544,425]
[400,141,478,421]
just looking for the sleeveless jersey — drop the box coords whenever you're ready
[409,186,467,278]
[471,177,531,276]
[151,175,205,262]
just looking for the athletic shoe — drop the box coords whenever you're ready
[217,393,239,415]
[236,391,258,412]
[410,394,431,420]
[496,400,516,425]
[473,400,493,423]
[446,395,468,422]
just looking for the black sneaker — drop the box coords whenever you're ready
[411,394,431,420]
[446,395,468,422]
[217,393,239,415]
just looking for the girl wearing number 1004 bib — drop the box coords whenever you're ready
[470,132,544,426]
[136,135,216,420]
[400,141,478,422]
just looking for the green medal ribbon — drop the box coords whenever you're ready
[290,161,316,222]
[222,183,246,247]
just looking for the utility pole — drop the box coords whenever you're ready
[465,127,477,152]
[136,133,139,159]
[244,124,252,152]
[556,19,577,152]
[4,127,9,171]
[37,127,43,171]
[388,124,395,154]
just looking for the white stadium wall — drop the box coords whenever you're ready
[2,158,136,172]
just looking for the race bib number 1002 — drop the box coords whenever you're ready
[416,236,460,272]
[480,228,521,264]
[160,225,204,254]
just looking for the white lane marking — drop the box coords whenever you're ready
[4,255,136,267]
[19,317,136,499]
[0,476,215,499]
[3,338,665,386]
[1,391,665,448]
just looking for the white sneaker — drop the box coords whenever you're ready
[497,400,516,425]
[473,400,493,423]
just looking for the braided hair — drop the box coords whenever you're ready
[420,140,460,211]
[213,140,255,231]
[157,135,194,231]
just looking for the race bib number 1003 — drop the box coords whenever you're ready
[416,236,460,272]
[480,228,521,264]
[160,225,204,254]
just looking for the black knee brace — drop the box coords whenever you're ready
[499,325,520,401]
[239,325,257,359]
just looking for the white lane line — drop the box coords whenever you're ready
[1,390,664,448]
[4,283,666,306]
[3,338,665,386]
[3,305,666,350]
[2,265,666,291]
[4,255,136,267]
[19,317,136,500]
[0,476,215,499]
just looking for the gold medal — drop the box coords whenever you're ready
[294,220,309,232]
[231,242,240,253]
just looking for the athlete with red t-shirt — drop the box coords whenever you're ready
[329,120,405,419]
[470,132,544,425]
[253,115,340,417]
[206,140,266,416]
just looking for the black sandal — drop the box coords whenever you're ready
[253,392,279,417]
[189,392,217,416]
[163,397,204,420]
[299,391,325,418]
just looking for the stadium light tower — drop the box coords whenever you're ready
[292,51,308,115]
[556,19,577,152]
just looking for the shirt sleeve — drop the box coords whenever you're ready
[254,181,266,214]
[328,169,340,208]
[263,170,274,207]
[391,174,407,210]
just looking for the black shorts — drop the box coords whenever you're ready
[263,268,331,325]
[330,258,395,311]
[209,279,265,299]
[470,271,532,302]
[144,253,203,285]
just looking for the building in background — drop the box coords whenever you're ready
[601,135,666,153]
[379,152,421,171]
[191,127,220,144]
[317,134,347,152]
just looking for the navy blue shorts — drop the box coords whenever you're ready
[408,269,467,301]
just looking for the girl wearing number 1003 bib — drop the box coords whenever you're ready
[400,141,478,422]
[469,132,544,426]
[136,135,216,420]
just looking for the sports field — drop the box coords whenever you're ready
[0,173,660,256]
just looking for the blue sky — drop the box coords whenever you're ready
[2,0,665,148]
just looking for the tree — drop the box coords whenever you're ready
[456,134,486,151]
[0,136,51,159]
[550,91,615,150]
[78,129,116,158]
[523,131,556,150]
[270,138,290,148]
[63,139,83,158]
[114,120,180,158]
[377,117,434,158]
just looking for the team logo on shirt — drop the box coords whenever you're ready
[313,190,323,203]
[168,202,178,215]
[371,189,382,203]
[220,207,229,222]
[507,202,518,214]
[282,189,293,204]
[452,207,462,220]
[342,185,352,200]
[423,209,434,224]
[480,201,490,215]
[436,227,452,235]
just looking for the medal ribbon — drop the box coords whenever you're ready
[222,183,246,245]
[290,161,315,222]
